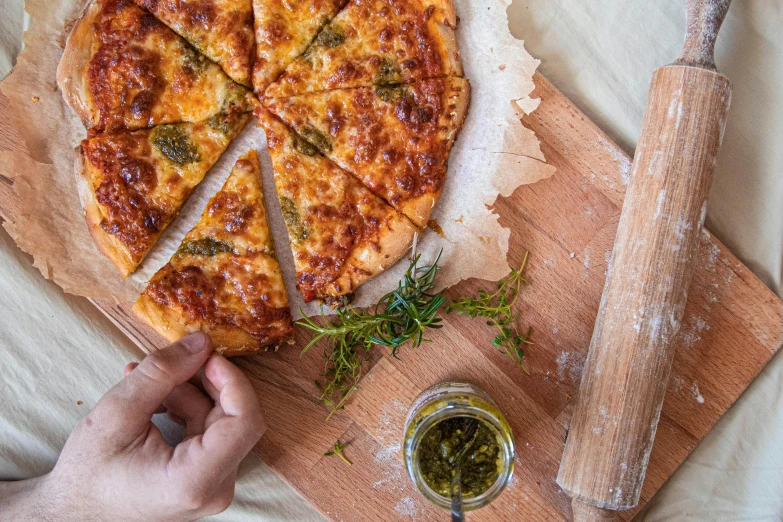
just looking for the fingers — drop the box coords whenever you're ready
[162,382,212,438]
[93,333,213,441]
[169,355,265,484]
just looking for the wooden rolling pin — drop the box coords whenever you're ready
[556,1,733,520]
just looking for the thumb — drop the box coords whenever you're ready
[95,333,214,437]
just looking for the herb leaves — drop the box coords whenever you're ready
[299,251,532,419]
[298,253,444,419]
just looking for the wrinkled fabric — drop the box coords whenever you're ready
[2,1,783,520]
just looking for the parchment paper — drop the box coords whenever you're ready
[0,0,555,314]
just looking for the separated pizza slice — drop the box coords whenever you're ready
[252,0,347,95]
[58,0,256,133]
[79,111,251,277]
[134,150,293,355]
[264,77,470,227]
[132,0,255,87]
[258,108,416,306]
[265,0,462,98]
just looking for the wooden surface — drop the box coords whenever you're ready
[2,72,783,521]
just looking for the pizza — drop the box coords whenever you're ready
[59,0,469,321]
[132,0,255,87]
[264,0,462,98]
[133,150,293,355]
[258,108,417,306]
[79,111,251,276]
[251,0,347,95]
[264,77,470,227]
[57,0,255,134]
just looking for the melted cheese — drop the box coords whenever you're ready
[133,0,255,87]
[82,112,251,264]
[252,0,347,93]
[141,150,292,346]
[264,77,469,227]
[265,0,461,98]
[87,0,255,132]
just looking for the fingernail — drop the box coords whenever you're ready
[181,332,208,353]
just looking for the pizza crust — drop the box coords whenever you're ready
[76,144,138,278]
[57,0,100,130]
[431,0,463,77]
[132,294,264,356]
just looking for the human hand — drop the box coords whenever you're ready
[1,332,266,522]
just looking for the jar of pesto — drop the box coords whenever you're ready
[403,382,515,511]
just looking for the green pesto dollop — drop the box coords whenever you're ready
[176,238,232,257]
[417,417,501,499]
[152,125,200,165]
[314,24,346,48]
[207,113,232,135]
[375,85,408,103]
[181,43,208,75]
[298,127,332,154]
[279,197,309,242]
[292,133,319,157]
[374,57,402,86]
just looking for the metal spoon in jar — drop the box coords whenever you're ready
[450,418,480,522]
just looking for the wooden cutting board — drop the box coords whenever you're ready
[1,72,782,521]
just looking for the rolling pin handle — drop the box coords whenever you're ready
[675,0,731,70]
[571,499,618,522]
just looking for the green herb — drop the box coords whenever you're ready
[297,127,332,154]
[292,134,319,157]
[324,440,352,466]
[375,85,409,103]
[279,197,310,242]
[176,237,233,257]
[314,24,346,48]
[298,252,445,419]
[374,57,402,86]
[446,252,532,371]
[152,125,200,165]
[207,113,232,135]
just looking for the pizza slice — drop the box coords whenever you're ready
[57,0,255,133]
[79,111,251,277]
[132,0,255,87]
[257,108,416,306]
[252,0,347,95]
[264,77,470,227]
[264,0,462,98]
[134,150,293,355]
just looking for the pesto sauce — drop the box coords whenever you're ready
[375,85,409,103]
[207,113,233,135]
[292,134,319,157]
[374,57,402,86]
[152,125,201,165]
[298,127,332,154]
[417,417,501,499]
[314,24,346,48]
[279,197,309,242]
[176,238,232,257]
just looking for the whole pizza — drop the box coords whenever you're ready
[57,0,470,354]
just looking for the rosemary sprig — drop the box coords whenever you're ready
[445,252,532,371]
[324,440,352,466]
[298,252,445,419]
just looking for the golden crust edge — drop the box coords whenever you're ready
[76,144,138,278]
[132,294,264,357]
[57,0,100,130]
[430,0,464,77]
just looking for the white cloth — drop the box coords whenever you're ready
[2,1,783,520]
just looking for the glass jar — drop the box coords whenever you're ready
[403,382,515,511]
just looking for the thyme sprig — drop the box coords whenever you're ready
[298,252,445,419]
[445,252,532,371]
[324,440,352,466]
